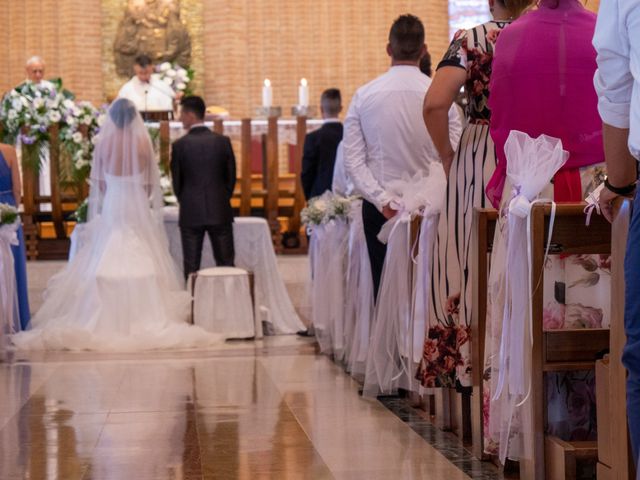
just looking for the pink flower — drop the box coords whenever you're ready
[423,338,439,363]
[543,303,565,330]
[486,29,501,45]
[456,326,470,347]
[443,355,456,372]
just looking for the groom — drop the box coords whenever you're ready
[171,96,236,280]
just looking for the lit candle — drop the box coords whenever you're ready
[262,79,273,108]
[298,78,309,107]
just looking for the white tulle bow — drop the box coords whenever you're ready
[0,222,20,334]
[493,131,568,462]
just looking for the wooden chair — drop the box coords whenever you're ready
[471,204,612,479]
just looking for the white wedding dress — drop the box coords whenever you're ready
[12,99,223,351]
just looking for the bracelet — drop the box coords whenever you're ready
[604,178,637,196]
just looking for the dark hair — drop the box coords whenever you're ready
[419,52,432,77]
[180,95,206,119]
[134,54,153,68]
[109,98,138,128]
[498,0,535,17]
[389,14,425,62]
[320,88,342,117]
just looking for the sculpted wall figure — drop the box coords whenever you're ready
[114,0,191,77]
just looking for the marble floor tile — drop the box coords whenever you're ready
[3,258,477,480]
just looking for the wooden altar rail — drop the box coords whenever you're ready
[21,124,80,259]
[470,203,619,480]
[159,116,309,252]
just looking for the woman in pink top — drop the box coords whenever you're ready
[484,0,607,462]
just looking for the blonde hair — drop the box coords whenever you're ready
[500,0,536,18]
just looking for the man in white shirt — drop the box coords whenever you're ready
[593,0,640,464]
[344,14,462,299]
[118,54,176,112]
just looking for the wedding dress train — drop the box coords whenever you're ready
[12,99,223,351]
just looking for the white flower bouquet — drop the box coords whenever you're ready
[156,62,194,96]
[0,203,18,226]
[301,191,357,227]
[160,173,178,205]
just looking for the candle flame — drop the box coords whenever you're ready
[264,79,271,87]
[300,78,308,86]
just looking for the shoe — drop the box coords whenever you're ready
[296,328,315,337]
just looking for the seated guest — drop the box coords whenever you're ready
[171,96,236,280]
[484,0,606,462]
[344,14,462,299]
[0,143,30,331]
[118,54,176,112]
[593,0,640,464]
[301,88,344,200]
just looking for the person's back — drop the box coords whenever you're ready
[489,0,603,190]
[351,67,436,187]
[172,128,235,227]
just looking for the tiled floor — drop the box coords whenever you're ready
[1,258,475,479]
[1,338,472,480]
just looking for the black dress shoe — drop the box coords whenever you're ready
[296,328,315,337]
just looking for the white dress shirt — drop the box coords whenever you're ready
[331,142,354,196]
[593,0,640,160]
[343,65,462,210]
[118,74,175,112]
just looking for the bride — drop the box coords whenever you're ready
[12,99,223,351]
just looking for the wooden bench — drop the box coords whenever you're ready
[471,203,613,479]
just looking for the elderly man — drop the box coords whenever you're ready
[24,56,56,91]
[118,54,176,112]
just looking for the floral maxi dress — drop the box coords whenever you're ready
[416,21,510,389]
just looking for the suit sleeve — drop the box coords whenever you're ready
[170,142,182,199]
[225,137,237,198]
[301,132,318,200]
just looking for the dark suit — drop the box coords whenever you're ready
[301,121,343,200]
[171,126,237,278]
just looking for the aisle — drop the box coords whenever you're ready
[0,337,472,479]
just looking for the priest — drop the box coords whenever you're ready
[23,56,57,91]
[118,54,177,112]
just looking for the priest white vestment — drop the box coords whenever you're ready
[118,75,175,112]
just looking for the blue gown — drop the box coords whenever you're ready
[0,151,30,330]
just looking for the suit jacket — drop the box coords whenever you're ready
[301,122,343,200]
[171,126,236,227]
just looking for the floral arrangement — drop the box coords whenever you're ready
[71,198,88,224]
[59,100,107,186]
[156,62,194,96]
[301,192,356,227]
[0,82,106,190]
[0,203,19,226]
[160,174,177,205]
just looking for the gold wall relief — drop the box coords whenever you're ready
[102,0,203,102]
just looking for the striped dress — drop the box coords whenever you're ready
[416,21,510,389]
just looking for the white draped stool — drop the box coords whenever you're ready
[189,267,261,340]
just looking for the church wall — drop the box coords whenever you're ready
[1,0,450,116]
[0,0,104,105]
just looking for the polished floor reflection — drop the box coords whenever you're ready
[0,337,471,480]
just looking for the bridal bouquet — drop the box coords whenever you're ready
[71,199,88,224]
[301,191,357,228]
[160,174,178,205]
[156,62,194,96]
[0,203,18,226]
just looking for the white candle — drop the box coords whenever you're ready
[298,78,309,107]
[262,79,273,108]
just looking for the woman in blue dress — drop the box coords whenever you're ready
[0,143,30,331]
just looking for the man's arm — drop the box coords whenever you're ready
[593,0,638,221]
[343,92,392,215]
[225,137,237,199]
[301,132,318,200]
[170,142,182,199]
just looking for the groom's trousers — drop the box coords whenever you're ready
[362,200,387,303]
[180,223,235,280]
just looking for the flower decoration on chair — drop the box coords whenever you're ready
[0,203,19,227]
[301,192,358,228]
[156,62,194,96]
